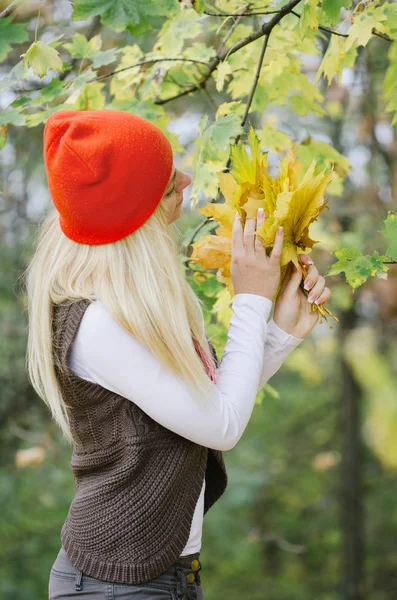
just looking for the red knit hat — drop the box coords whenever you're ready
[43,110,174,245]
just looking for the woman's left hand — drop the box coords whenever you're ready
[273,254,332,339]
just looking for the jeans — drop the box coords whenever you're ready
[48,545,204,600]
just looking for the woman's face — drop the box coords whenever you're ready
[162,166,192,224]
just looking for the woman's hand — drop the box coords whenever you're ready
[273,254,332,339]
[231,208,284,301]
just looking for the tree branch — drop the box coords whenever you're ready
[92,57,211,84]
[0,0,19,19]
[216,3,252,54]
[182,3,303,254]
[204,9,281,17]
[155,0,303,106]
[290,10,393,42]
[240,33,269,129]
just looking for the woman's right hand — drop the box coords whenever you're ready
[231,208,284,301]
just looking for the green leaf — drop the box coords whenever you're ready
[0,109,26,126]
[320,0,350,27]
[215,61,232,93]
[215,102,246,120]
[290,94,326,117]
[30,77,68,108]
[381,211,397,261]
[345,5,390,51]
[295,140,350,177]
[190,114,242,206]
[0,16,28,62]
[63,33,102,60]
[26,107,66,127]
[67,82,106,111]
[0,59,31,94]
[71,0,179,34]
[10,96,31,109]
[299,0,320,39]
[316,35,357,85]
[109,45,144,101]
[21,41,64,78]
[92,47,121,68]
[327,248,388,289]
[192,0,205,15]
[183,42,216,63]
[155,9,204,55]
[258,126,294,153]
[210,114,242,151]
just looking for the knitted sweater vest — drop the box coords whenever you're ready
[51,298,228,585]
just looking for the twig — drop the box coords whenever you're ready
[217,3,252,54]
[204,9,281,17]
[180,219,218,257]
[0,0,19,19]
[155,0,303,105]
[183,2,303,252]
[58,15,102,82]
[241,33,269,128]
[290,10,393,42]
[91,57,211,84]
[373,29,392,42]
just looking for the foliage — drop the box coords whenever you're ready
[328,212,396,289]
[1,2,397,597]
[189,125,338,325]
[0,0,395,294]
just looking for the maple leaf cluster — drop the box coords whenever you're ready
[190,126,338,326]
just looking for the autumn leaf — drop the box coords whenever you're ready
[190,126,338,326]
[21,41,63,78]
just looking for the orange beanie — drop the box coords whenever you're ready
[43,110,174,245]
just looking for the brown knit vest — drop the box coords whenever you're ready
[51,298,228,585]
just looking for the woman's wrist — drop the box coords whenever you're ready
[272,316,305,341]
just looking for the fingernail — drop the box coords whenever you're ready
[258,208,264,217]
[278,226,283,235]
[314,298,322,305]
[304,279,313,290]
[307,257,314,264]
[308,292,315,302]
[235,211,240,219]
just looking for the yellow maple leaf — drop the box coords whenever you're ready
[189,234,231,269]
[190,126,338,326]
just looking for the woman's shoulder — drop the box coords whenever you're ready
[79,299,116,334]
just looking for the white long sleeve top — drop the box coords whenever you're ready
[67,293,303,557]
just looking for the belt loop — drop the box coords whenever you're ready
[176,567,187,600]
[75,569,83,592]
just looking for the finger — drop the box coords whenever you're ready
[269,226,284,265]
[232,211,244,256]
[313,286,331,305]
[303,263,319,291]
[254,208,267,254]
[285,262,303,294]
[243,213,257,253]
[279,262,302,296]
[278,262,293,295]
[307,275,325,303]
[298,253,314,266]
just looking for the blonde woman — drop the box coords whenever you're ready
[22,110,331,600]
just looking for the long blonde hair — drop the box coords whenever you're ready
[20,196,217,445]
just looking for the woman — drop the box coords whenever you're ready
[22,110,331,600]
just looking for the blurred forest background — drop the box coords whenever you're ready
[1,0,397,599]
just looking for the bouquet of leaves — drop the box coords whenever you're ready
[190,126,339,328]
